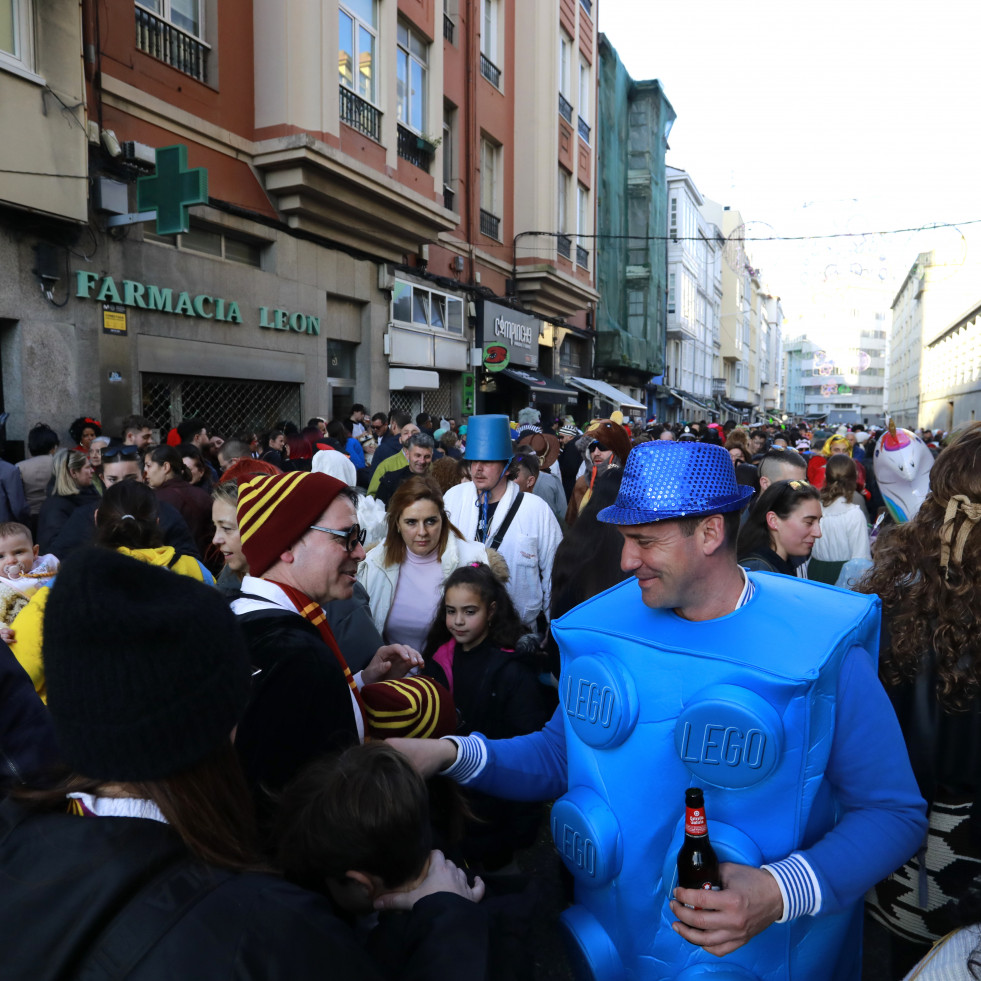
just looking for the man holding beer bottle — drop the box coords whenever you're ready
[390,441,926,979]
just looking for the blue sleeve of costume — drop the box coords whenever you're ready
[467,706,569,801]
[800,644,927,915]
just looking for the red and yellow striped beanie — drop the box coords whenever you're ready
[360,676,457,739]
[237,471,348,576]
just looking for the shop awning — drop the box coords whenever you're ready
[499,367,578,401]
[568,376,647,411]
[389,368,440,391]
[669,388,713,411]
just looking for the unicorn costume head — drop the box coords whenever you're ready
[873,420,934,523]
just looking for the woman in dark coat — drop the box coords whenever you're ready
[36,448,98,555]
[144,444,215,565]
[737,479,822,577]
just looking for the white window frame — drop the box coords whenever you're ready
[578,58,589,124]
[557,169,568,233]
[136,0,204,40]
[1,0,39,79]
[393,278,465,335]
[480,137,500,218]
[480,0,498,60]
[339,0,377,104]
[442,107,456,193]
[396,21,428,134]
[558,32,571,98]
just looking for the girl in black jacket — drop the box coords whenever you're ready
[422,563,550,870]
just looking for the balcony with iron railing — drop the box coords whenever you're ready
[712,377,728,397]
[135,5,209,82]
[396,124,433,173]
[480,52,501,87]
[578,116,591,144]
[557,234,572,260]
[576,245,589,269]
[443,13,454,43]
[558,92,573,123]
[339,85,381,141]
[479,208,500,239]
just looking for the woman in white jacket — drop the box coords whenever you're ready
[809,453,871,584]
[357,476,490,650]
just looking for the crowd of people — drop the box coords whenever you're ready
[0,404,976,980]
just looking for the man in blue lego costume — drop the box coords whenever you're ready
[390,441,926,980]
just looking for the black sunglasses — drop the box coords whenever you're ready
[589,441,603,451]
[101,446,140,461]
[308,523,367,553]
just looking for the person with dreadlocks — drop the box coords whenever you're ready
[442,416,561,631]
[860,422,981,977]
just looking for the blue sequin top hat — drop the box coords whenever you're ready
[598,441,754,525]
[463,414,514,462]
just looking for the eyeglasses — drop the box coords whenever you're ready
[308,523,366,553]
[589,441,603,452]
[101,446,140,461]
[371,423,386,431]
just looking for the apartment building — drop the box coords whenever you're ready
[781,318,887,426]
[0,0,89,450]
[590,35,675,420]
[432,0,601,419]
[0,0,601,444]
[891,240,981,431]
[658,167,723,422]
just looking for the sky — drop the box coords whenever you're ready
[598,0,981,338]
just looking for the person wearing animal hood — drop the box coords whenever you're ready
[565,419,632,526]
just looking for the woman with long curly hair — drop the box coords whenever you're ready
[860,421,981,975]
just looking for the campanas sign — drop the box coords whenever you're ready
[479,300,540,369]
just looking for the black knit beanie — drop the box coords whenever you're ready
[43,547,251,782]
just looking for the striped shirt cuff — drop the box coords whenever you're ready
[440,735,487,784]
[761,854,822,921]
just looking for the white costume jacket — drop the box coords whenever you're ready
[442,480,562,628]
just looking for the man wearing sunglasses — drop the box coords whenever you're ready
[231,471,423,807]
[368,411,413,476]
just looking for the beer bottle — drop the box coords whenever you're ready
[677,787,722,896]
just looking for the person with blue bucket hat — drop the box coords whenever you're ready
[442,415,562,630]
[391,439,926,980]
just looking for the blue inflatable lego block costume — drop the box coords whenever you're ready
[549,571,880,981]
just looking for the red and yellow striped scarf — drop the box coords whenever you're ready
[267,580,367,726]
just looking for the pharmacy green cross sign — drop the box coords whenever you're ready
[136,144,208,236]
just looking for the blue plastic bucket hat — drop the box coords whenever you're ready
[463,415,514,462]
[598,441,753,525]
